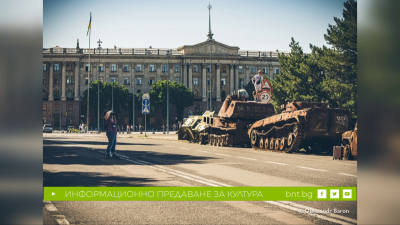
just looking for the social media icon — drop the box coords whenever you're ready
[330,189,339,199]
[343,189,352,199]
[318,189,327,199]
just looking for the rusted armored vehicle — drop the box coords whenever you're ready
[248,100,352,153]
[342,122,357,160]
[199,89,275,146]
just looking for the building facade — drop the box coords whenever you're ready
[43,39,284,130]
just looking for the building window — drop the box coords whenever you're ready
[68,104,73,111]
[43,90,47,98]
[43,104,47,111]
[99,64,104,72]
[54,64,60,71]
[239,66,243,73]
[85,64,90,72]
[193,65,198,72]
[149,77,155,85]
[207,78,211,85]
[221,91,226,99]
[53,78,58,84]
[85,78,89,84]
[261,67,267,74]
[55,104,59,111]
[221,65,226,73]
[162,65,167,72]
[67,77,72,84]
[275,67,279,74]
[137,90,141,94]
[123,64,129,72]
[43,64,46,71]
[111,77,116,83]
[221,78,226,86]
[207,66,211,73]
[193,78,198,85]
[137,64,142,72]
[111,64,117,72]
[124,78,129,85]
[239,78,244,89]
[150,65,155,72]
[137,77,142,84]
[175,78,180,83]
[67,64,72,71]
[66,90,73,98]
[251,67,256,73]
[175,65,180,72]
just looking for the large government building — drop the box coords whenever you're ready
[42,38,285,130]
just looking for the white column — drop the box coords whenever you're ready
[49,62,54,101]
[229,64,234,94]
[216,64,221,101]
[235,64,239,91]
[188,64,193,90]
[202,63,207,101]
[132,63,136,91]
[74,62,79,101]
[245,64,250,85]
[61,61,66,101]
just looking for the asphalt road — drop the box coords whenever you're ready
[43,133,357,225]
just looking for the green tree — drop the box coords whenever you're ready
[82,81,130,128]
[150,80,194,122]
[271,0,357,116]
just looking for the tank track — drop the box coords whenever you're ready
[251,122,305,153]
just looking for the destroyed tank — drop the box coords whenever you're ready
[199,89,275,146]
[342,122,357,160]
[178,111,217,142]
[248,100,352,152]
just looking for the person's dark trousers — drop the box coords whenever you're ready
[106,132,117,155]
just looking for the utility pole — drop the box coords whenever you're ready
[166,49,171,134]
[97,39,102,132]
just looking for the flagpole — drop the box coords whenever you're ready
[87,12,91,133]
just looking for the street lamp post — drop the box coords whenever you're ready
[207,3,213,111]
[97,39,102,133]
[166,49,171,134]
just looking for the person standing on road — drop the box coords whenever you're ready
[103,110,118,159]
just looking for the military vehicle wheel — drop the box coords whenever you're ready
[274,139,280,150]
[250,130,258,146]
[219,136,224,146]
[264,138,269,149]
[287,133,295,146]
[280,138,287,150]
[269,138,275,150]
[259,137,264,149]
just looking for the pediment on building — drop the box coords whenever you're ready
[177,40,239,56]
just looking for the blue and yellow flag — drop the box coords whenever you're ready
[86,12,91,36]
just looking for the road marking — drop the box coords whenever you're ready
[195,150,209,153]
[165,146,174,147]
[297,166,327,172]
[215,153,231,157]
[338,173,357,177]
[278,201,357,224]
[238,157,257,161]
[179,147,191,150]
[265,161,288,165]
[43,201,71,225]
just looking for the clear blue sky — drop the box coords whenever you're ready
[43,0,346,53]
